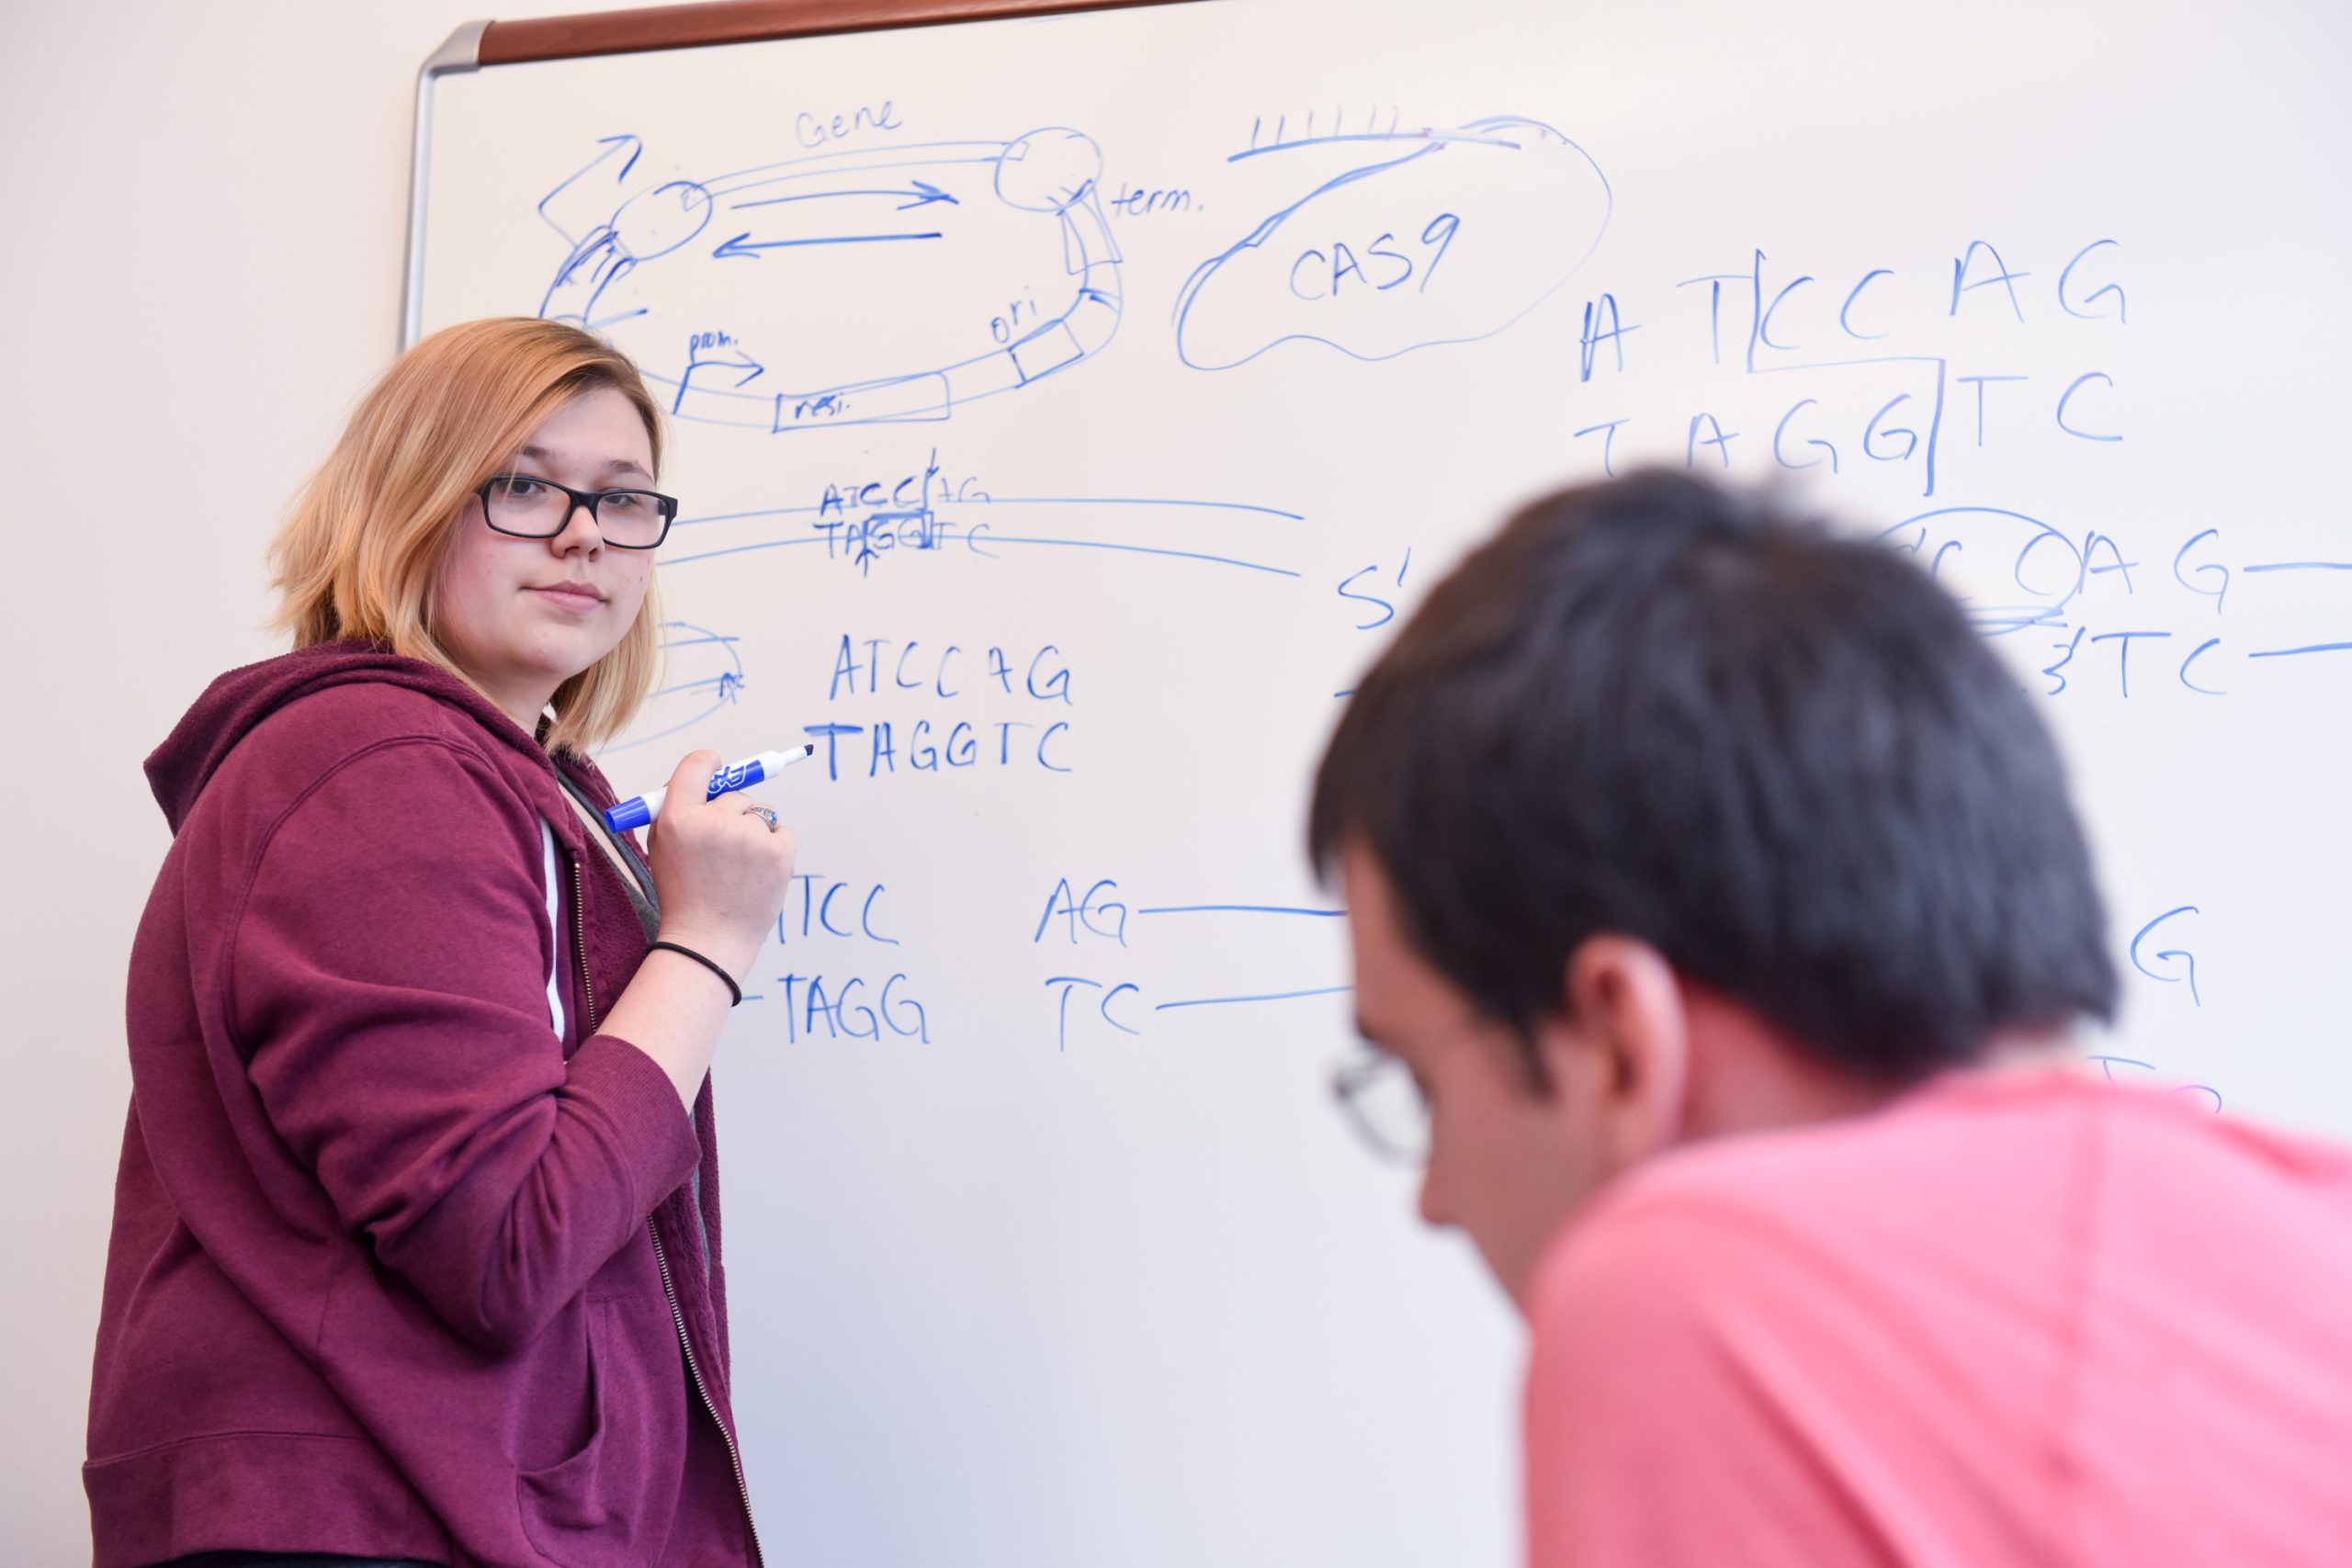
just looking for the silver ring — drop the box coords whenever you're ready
[741,805,778,832]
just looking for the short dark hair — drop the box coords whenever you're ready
[1310,468,2117,1084]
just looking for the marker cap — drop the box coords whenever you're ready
[604,797,654,834]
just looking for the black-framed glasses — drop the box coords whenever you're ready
[1331,1055,1429,1166]
[475,473,679,550]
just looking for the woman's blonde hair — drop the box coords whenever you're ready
[270,317,667,755]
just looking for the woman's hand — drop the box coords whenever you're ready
[642,749,797,978]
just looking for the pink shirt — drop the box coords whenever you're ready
[1524,1071,2352,1567]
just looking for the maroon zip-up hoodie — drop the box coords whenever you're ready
[88,644,760,1567]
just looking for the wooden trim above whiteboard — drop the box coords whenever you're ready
[478,0,1198,65]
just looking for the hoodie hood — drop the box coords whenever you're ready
[145,642,553,833]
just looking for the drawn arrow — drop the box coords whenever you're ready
[730,181,961,212]
[670,344,769,413]
[681,343,767,392]
[712,231,944,259]
[537,136,643,245]
[697,347,765,387]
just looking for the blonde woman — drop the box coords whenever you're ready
[86,319,790,1567]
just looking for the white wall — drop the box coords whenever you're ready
[0,4,660,1557]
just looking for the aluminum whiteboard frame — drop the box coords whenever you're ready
[401,22,491,350]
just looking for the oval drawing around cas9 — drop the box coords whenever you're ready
[1173,117,1611,371]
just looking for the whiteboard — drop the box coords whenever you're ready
[412,2,2352,1562]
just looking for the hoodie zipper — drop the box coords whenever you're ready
[568,848,763,1563]
[570,854,597,1033]
[651,1216,765,1564]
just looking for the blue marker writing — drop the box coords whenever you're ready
[605,745,815,833]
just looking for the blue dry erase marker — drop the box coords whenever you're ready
[604,745,815,833]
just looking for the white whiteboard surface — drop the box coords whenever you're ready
[413,2,2352,1562]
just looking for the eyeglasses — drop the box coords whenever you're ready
[1330,1055,1428,1165]
[476,473,679,550]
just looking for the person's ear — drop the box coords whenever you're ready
[1538,934,1692,1166]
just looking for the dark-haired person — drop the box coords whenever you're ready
[1313,469,2352,1567]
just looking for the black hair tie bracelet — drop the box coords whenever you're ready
[646,940,743,1007]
